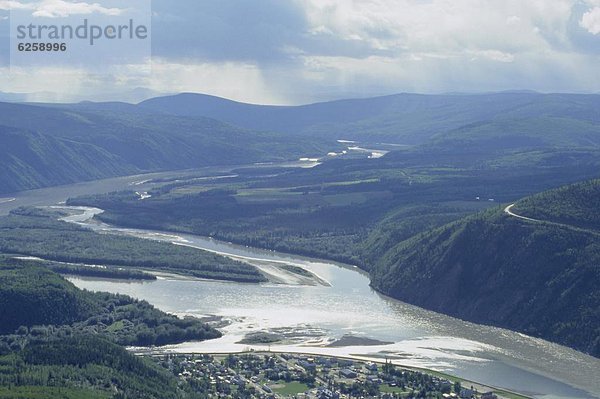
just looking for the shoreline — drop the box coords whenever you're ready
[172,241,331,286]
[138,349,533,399]
[56,205,330,287]
[55,208,600,398]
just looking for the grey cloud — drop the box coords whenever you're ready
[150,0,393,64]
[150,0,308,63]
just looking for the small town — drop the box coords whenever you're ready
[157,352,506,399]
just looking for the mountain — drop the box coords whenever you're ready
[0,126,129,193]
[0,91,28,102]
[139,92,600,144]
[0,101,329,194]
[2,91,600,195]
[0,88,165,103]
[367,179,600,357]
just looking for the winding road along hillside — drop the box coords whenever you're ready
[504,203,600,236]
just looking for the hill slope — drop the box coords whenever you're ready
[0,256,221,345]
[3,92,600,194]
[0,257,99,334]
[511,179,600,231]
[0,102,329,194]
[139,92,600,145]
[368,179,600,357]
[0,126,129,193]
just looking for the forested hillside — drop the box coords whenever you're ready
[512,179,600,230]
[139,92,600,144]
[368,180,600,357]
[0,335,185,399]
[0,207,266,283]
[0,101,329,194]
[0,126,128,193]
[0,257,222,397]
[0,257,221,345]
[0,257,99,334]
[2,92,600,195]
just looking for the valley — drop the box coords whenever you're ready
[2,2,600,398]
[1,92,599,399]
[0,163,599,398]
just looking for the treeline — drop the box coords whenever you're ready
[70,189,373,266]
[0,257,221,347]
[0,208,266,283]
[45,262,156,280]
[0,335,185,399]
[513,178,600,231]
[0,257,224,397]
[67,149,600,275]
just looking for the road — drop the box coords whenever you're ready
[504,203,599,236]
[503,204,542,222]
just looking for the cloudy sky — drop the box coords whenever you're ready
[0,0,599,104]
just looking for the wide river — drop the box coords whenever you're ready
[2,167,599,399]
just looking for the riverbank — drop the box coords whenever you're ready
[2,173,598,399]
[64,212,600,399]
[174,241,331,286]
[138,349,533,399]
[55,205,331,287]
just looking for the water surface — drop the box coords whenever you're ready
[2,169,599,399]
[67,209,600,399]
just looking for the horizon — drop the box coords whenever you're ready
[1,87,600,107]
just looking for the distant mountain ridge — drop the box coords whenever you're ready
[1,91,600,194]
[367,179,600,357]
[0,101,328,194]
[139,92,600,144]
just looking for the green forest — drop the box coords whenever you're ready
[512,178,600,231]
[0,256,224,398]
[0,207,266,283]
[67,157,600,358]
[0,257,221,346]
[1,90,600,397]
[369,193,600,357]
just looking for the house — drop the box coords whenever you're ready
[298,360,316,372]
[460,388,476,398]
[317,357,335,368]
[366,363,378,373]
[318,388,339,399]
[231,376,246,387]
[339,369,357,379]
[262,384,273,393]
[481,392,497,399]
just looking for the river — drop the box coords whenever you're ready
[2,169,599,399]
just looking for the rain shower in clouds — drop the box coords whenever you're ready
[1,0,599,104]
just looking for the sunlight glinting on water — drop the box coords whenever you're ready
[61,205,600,399]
